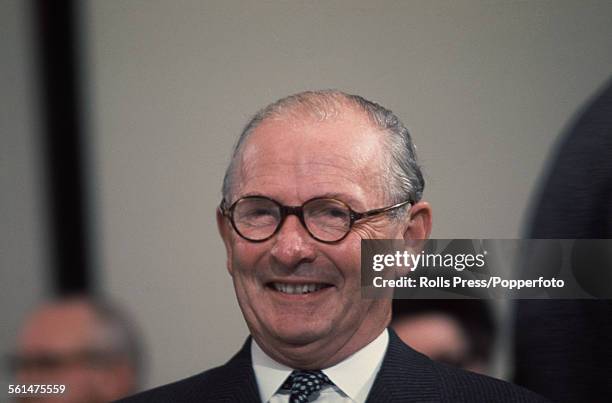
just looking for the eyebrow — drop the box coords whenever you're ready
[235,192,365,209]
[315,192,362,206]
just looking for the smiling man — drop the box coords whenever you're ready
[120,90,547,402]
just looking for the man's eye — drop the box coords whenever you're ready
[325,208,348,218]
[311,207,349,221]
[246,208,274,217]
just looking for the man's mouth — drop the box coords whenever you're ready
[269,283,333,295]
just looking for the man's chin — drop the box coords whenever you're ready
[269,324,332,347]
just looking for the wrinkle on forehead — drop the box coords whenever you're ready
[233,114,388,206]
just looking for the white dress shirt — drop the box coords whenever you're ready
[252,329,389,403]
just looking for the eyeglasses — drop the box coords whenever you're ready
[220,196,413,243]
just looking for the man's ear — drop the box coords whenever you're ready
[403,201,432,241]
[216,207,234,276]
[394,201,432,278]
[403,201,431,275]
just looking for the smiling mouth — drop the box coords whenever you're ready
[268,283,333,295]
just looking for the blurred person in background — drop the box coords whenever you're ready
[391,299,496,376]
[514,77,612,402]
[9,295,143,403]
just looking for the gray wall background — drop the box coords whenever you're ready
[1,0,48,389]
[3,0,611,392]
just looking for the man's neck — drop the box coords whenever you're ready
[252,329,389,403]
[252,315,390,370]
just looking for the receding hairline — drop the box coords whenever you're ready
[255,90,377,123]
[224,91,391,201]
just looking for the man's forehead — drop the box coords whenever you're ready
[234,112,387,203]
[243,110,383,164]
[19,302,98,351]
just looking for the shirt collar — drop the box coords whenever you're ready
[251,329,389,403]
[251,340,293,403]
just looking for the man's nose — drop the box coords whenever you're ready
[270,215,316,268]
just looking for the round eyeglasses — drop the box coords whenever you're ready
[220,196,413,243]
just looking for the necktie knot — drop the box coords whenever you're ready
[281,370,332,402]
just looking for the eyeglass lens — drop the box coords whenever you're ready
[232,197,352,242]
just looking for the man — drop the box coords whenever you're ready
[121,90,546,402]
[12,296,142,403]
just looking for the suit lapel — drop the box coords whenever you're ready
[366,329,439,403]
[206,337,261,402]
[209,330,440,403]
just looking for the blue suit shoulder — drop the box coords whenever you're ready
[430,360,549,402]
[115,339,259,403]
[369,329,550,402]
[117,333,550,402]
[115,368,215,403]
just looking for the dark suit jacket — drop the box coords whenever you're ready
[119,329,547,402]
[514,77,612,402]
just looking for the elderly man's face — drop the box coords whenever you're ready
[218,109,429,368]
[14,302,136,403]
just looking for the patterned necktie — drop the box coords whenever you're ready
[281,370,333,402]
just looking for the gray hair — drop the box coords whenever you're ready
[222,90,424,209]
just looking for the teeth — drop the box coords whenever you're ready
[272,283,326,294]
